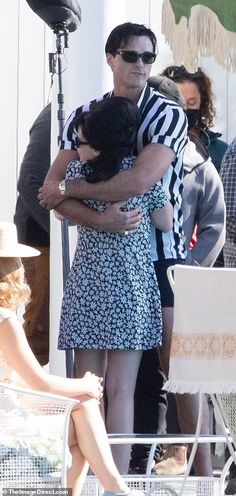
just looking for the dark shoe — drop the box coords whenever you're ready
[225,477,236,495]
[129,445,163,474]
[129,457,155,474]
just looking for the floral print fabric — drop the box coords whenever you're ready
[58,157,168,350]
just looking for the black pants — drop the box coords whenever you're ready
[130,259,185,468]
[130,349,167,466]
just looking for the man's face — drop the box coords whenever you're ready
[106,35,154,93]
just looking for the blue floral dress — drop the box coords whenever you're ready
[58,156,168,351]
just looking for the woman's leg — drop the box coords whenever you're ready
[106,350,143,474]
[74,348,107,416]
[67,425,89,495]
[74,348,107,378]
[69,397,130,494]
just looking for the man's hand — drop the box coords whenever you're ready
[38,180,64,209]
[100,201,142,234]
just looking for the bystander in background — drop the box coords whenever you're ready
[220,137,236,495]
[14,104,51,365]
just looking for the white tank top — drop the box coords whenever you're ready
[0,307,16,383]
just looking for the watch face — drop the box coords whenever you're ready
[59,180,66,195]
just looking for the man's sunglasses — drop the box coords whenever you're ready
[114,50,156,64]
[75,136,89,148]
[165,65,201,79]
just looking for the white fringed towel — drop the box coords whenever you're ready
[162,0,236,73]
[165,265,236,394]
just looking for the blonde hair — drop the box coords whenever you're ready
[0,257,31,309]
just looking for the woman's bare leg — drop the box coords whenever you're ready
[74,348,107,378]
[70,397,130,494]
[67,426,89,495]
[106,350,143,474]
[74,348,107,416]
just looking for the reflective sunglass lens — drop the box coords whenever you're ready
[142,52,156,64]
[117,51,156,64]
[122,51,139,63]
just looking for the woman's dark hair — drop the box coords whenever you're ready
[161,65,216,130]
[105,22,157,54]
[73,96,140,183]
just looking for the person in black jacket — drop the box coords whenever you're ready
[14,104,51,365]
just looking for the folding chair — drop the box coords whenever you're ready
[164,264,236,496]
[0,382,78,489]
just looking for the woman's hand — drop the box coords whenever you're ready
[81,371,103,400]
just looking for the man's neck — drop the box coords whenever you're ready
[113,84,145,103]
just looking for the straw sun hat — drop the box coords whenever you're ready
[0,222,40,258]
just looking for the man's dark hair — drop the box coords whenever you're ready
[105,22,157,54]
[73,96,140,183]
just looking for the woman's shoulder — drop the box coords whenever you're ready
[0,307,15,325]
[66,159,89,179]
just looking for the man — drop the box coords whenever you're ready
[14,104,51,366]
[38,21,188,469]
[133,76,225,475]
[220,138,236,495]
[220,138,236,268]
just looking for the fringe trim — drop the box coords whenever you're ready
[162,0,236,72]
[164,379,236,394]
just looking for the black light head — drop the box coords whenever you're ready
[25,0,81,33]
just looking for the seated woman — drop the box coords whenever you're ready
[0,221,143,496]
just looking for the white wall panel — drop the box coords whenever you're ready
[0,0,52,222]
[1,2,19,220]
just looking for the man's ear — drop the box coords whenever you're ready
[106,53,115,69]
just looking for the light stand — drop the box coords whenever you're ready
[25,0,81,378]
[49,23,73,378]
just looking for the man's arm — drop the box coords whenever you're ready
[17,104,51,233]
[45,149,78,182]
[55,199,142,233]
[39,143,175,207]
[186,164,226,267]
[40,150,142,233]
[67,143,175,200]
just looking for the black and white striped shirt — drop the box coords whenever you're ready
[61,85,188,260]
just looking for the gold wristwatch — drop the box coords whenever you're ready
[59,179,67,196]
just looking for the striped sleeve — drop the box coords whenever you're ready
[150,102,188,157]
[60,104,88,150]
[60,92,112,150]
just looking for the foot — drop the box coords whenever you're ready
[225,476,236,495]
[153,445,187,476]
[129,446,163,474]
[102,492,145,496]
[102,490,144,496]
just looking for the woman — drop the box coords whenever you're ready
[0,221,144,496]
[161,65,228,173]
[57,96,173,473]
